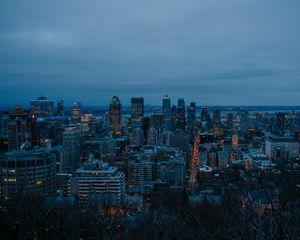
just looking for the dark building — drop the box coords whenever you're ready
[201,107,209,122]
[275,112,286,136]
[0,148,57,199]
[0,113,9,136]
[162,95,172,130]
[62,126,81,171]
[56,100,64,116]
[227,113,234,131]
[176,98,186,131]
[169,130,189,152]
[8,106,28,151]
[187,102,196,140]
[131,97,144,128]
[171,105,177,130]
[150,114,163,130]
[213,109,221,125]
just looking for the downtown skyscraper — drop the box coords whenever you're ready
[131,97,144,128]
[162,95,172,130]
[109,96,122,136]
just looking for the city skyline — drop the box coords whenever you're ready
[1,1,300,239]
[1,0,300,106]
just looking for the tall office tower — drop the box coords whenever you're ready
[177,98,185,108]
[142,117,150,144]
[187,102,196,139]
[176,98,186,130]
[239,110,249,131]
[62,126,81,171]
[213,109,221,125]
[80,113,97,138]
[171,105,177,130]
[30,95,54,118]
[201,107,209,121]
[71,102,82,124]
[0,147,56,199]
[131,97,144,128]
[73,158,126,206]
[109,96,122,136]
[255,112,263,130]
[275,112,286,136]
[212,109,223,141]
[162,95,172,129]
[8,106,28,151]
[56,100,64,116]
[227,113,234,131]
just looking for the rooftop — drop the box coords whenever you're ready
[76,159,117,174]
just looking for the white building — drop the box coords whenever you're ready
[265,136,299,160]
[73,158,126,206]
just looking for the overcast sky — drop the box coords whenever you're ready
[0,0,300,106]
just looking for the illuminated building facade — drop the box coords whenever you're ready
[80,113,97,138]
[71,102,82,124]
[109,96,122,136]
[0,148,56,199]
[232,134,239,151]
[73,158,126,206]
[30,95,54,118]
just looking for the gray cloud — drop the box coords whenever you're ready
[0,0,300,106]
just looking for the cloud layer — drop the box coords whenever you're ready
[1,0,300,106]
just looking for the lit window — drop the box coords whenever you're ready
[4,178,16,182]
